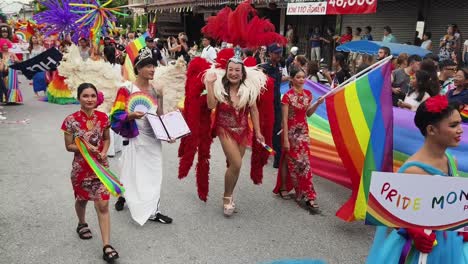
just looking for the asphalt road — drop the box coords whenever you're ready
[0,75,374,264]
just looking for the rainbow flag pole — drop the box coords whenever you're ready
[323,56,394,222]
[321,56,393,100]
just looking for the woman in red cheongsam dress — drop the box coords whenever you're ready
[61,83,119,263]
[273,66,324,210]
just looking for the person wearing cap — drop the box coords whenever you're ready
[201,36,217,63]
[285,46,298,72]
[145,36,166,66]
[260,43,284,168]
[382,26,397,43]
[113,47,173,225]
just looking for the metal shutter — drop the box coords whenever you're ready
[341,0,418,45]
[425,0,468,55]
[285,15,337,56]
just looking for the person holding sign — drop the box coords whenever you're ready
[61,83,119,263]
[110,47,173,225]
[367,95,467,263]
[205,48,265,217]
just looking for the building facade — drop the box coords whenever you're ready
[127,0,468,59]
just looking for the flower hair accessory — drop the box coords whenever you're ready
[425,95,449,113]
[96,91,104,107]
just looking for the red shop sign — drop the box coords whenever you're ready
[326,0,377,15]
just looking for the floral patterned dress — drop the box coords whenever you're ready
[61,110,110,201]
[273,88,316,201]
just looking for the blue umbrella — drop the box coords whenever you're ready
[336,40,431,57]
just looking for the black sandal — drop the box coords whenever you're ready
[103,245,119,263]
[115,197,125,211]
[76,223,92,240]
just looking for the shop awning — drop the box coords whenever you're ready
[121,0,289,11]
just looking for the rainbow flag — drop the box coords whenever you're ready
[461,106,468,123]
[325,60,394,222]
[125,32,149,64]
[15,21,35,42]
[122,55,136,81]
[75,137,125,197]
[279,79,468,219]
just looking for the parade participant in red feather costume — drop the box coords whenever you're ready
[178,1,285,215]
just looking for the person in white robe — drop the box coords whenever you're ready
[115,48,173,225]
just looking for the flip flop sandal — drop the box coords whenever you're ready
[76,223,92,240]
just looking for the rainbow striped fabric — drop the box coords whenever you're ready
[125,32,149,64]
[325,61,394,221]
[75,137,125,197]
[461,106,468,123]
[280,78,468,222]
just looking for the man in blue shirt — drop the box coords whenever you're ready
[309,26,321,62]
[260,43,284,168]
[362,26,373,41]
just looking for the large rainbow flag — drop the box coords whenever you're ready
[280,68,468,223]
[326,60,393,222]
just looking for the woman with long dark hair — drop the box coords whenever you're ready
[205,55,264,217]
[61,83,119,263]
[398,70,431,111]
[323,52,351,87]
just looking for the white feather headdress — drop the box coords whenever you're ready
[204,65,267,109]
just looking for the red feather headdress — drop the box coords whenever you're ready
[201,1,287,48]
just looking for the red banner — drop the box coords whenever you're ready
[326,0,377,14]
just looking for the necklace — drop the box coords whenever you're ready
[81,110,95,130]
[86,119,95,130]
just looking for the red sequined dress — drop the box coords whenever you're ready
[213,102,251,146]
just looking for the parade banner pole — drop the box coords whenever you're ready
[418,229,432,264]
[276,55,395,136]
[307,55,393,110]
